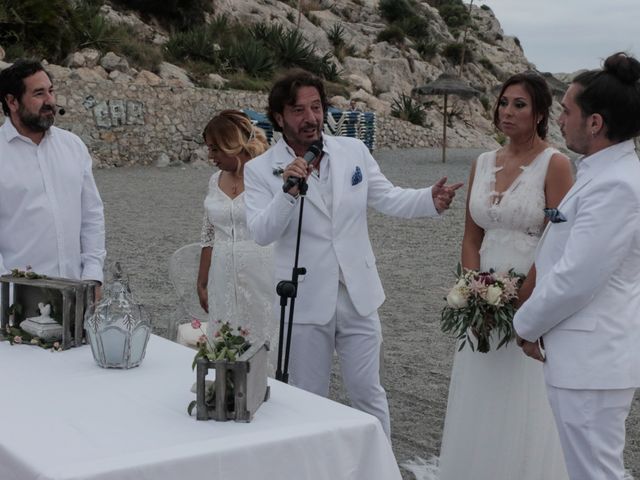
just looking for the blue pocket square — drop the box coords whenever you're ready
[543,208,567,223]
[351,166,363,186]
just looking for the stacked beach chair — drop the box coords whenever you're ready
[243,108,376,151]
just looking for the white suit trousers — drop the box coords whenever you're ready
[287,283,391,439]
[547,385,636,480]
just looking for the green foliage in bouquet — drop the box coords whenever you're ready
[441,263,524,353]
[191,321,250,368]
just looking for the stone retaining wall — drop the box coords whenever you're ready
[0,72,493,167]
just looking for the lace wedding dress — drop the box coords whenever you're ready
[202,171,277,373]
[404,148,569,480]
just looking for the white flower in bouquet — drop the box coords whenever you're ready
[446,287,468,308]
[484,285,503,306]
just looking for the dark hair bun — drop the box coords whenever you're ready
[604,52,640,84]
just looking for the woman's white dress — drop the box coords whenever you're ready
[201,171,277,371]
[405,148,569,480]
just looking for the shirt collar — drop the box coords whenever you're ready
[1,117,55,145]
[280,135,329,160]
[575,139,636,179]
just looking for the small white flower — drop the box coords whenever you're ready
[446,287,468,308]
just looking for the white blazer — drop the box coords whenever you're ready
[514,140,640,390]
[244,136,438,325]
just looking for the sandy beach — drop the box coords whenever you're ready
[94,147,639,478]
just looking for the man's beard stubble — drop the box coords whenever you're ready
[19,104,55,132]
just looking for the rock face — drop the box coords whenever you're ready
[0,1,572,167]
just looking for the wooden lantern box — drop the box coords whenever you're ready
[195,342,270,422]
[0,274,97,350]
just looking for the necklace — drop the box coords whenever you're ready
[225,172,243,195]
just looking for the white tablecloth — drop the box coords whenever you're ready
[0,335,401,480]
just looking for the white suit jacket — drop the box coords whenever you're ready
[514,140,640,390]
[244,136,438,325]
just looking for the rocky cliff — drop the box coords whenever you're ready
[0,1,570,166]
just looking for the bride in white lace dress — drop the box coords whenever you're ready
[404,73,574,479]
[196,110,277,373]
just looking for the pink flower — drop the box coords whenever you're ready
[240,327,250,337]
[191,319,202,329]
[214,330,221,338]
[468,277,487,297]
[197,334,207,345]
[13,336,22,344]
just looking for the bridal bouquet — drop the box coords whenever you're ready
[441,264,524,353]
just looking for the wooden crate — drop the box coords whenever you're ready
[0,275,97,350]
[195,342,270,422]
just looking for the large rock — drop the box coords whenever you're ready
[99,4,168,44]
[350,88,392,115]
[100,52,130,73]
[70,67,108,82]
[346,73,372,93]
[64,52,86,68]
[135,70,162,86]
[80,48,101,68]
[371,58,413,95]
[108,70,134,84]
[342,56,373,77]
[158,62,193,87]
[46,64,72,81]
[206,73,227,89]
[155,153,171,168]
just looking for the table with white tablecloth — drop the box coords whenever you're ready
[0,335,401,480]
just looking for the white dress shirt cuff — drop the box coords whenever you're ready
[82,264,104,284]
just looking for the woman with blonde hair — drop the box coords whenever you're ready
[196,110,276,371]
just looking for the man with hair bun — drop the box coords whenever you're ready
[514,52,640,480]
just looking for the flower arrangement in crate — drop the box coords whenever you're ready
[187,320,251,416]
[441,263,525,353]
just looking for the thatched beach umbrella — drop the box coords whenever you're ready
[413,74,481,163]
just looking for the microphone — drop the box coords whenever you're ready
[282,140,324,193]
[56,105,66,116]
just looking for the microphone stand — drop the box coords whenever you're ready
[275,179,308,383]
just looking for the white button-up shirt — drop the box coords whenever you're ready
[0,119,105,282]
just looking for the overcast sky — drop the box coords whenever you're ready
[480,0,639,73]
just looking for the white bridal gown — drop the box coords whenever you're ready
[405,148,569,480]
[201,171,277,372]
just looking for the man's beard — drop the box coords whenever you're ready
[19,104,55,132]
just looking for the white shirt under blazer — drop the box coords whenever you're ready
[244,136,439,325]
[514,140,640,390]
